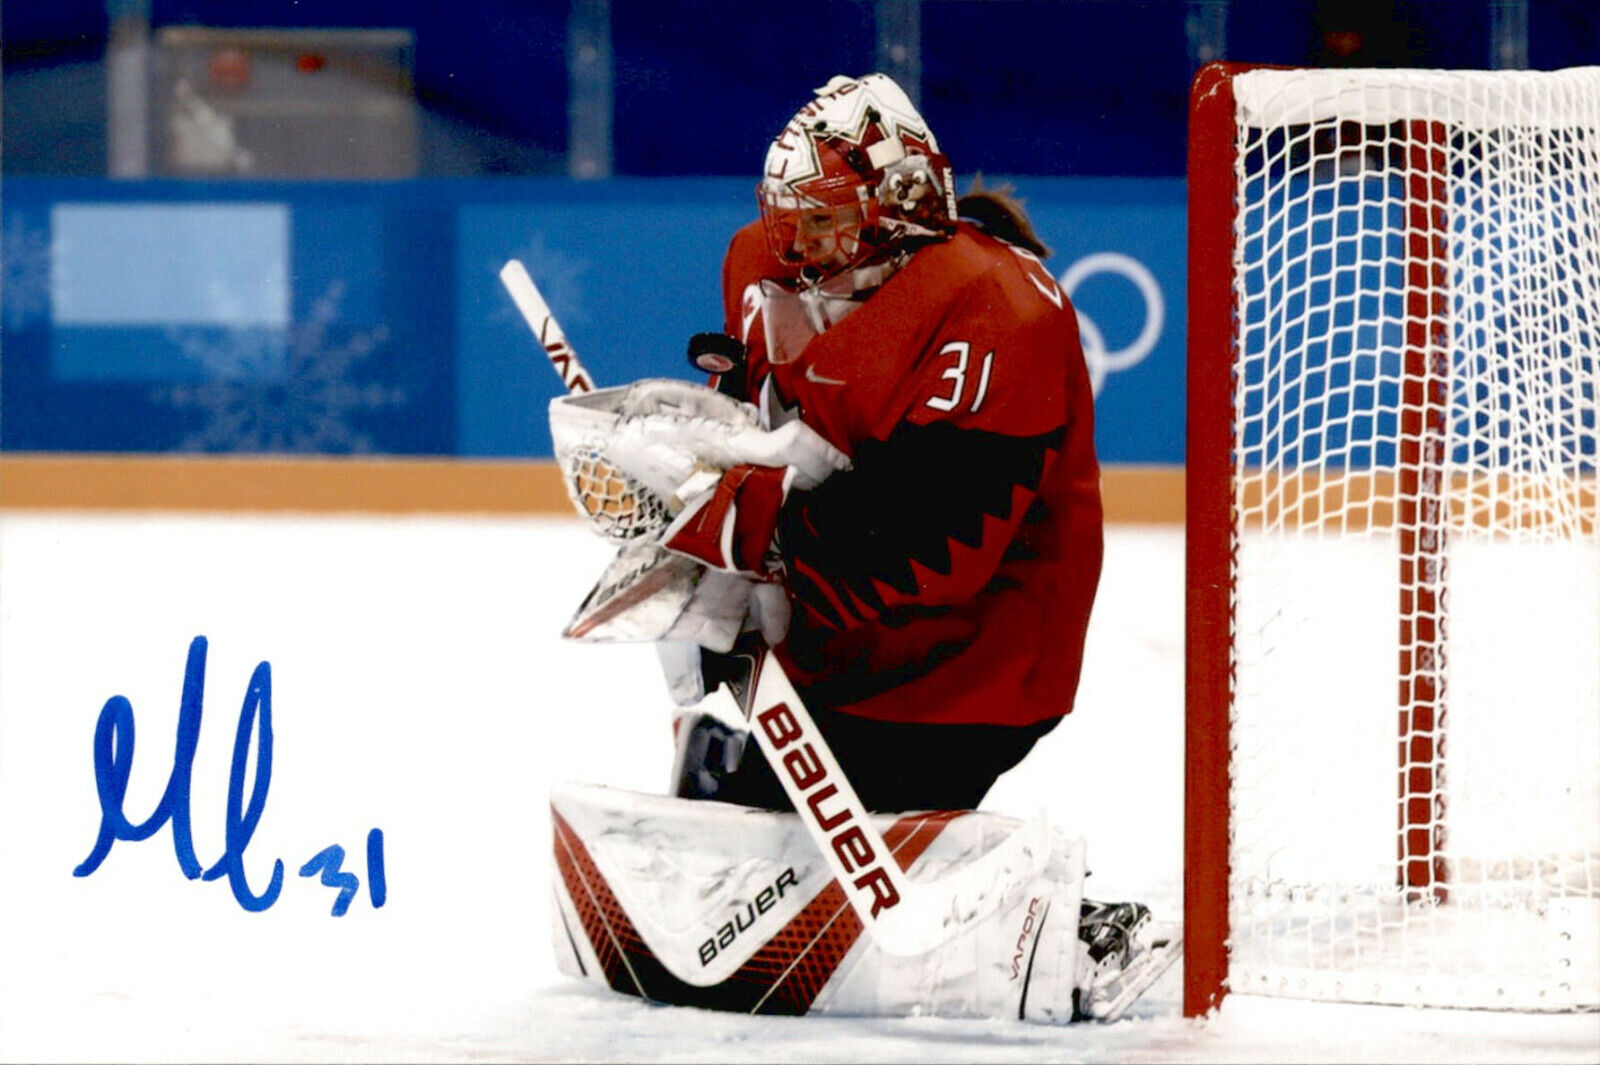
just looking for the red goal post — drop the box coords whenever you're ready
[1184,62,1599,1017]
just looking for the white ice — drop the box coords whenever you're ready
[0,511,1594,1063]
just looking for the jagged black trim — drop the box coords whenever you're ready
[780,420,1064,621]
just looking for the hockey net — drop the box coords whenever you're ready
[1186,65,1600,1015]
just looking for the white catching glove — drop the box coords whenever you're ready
[608,403,848,496]
[550,378,850,542]
[551,378,836,706]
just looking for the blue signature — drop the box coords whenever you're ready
[73,636,386,916]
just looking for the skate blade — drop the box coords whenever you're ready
[1087,933,1183,1023]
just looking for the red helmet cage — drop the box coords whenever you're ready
[758,175,885,276]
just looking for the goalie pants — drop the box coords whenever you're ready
[674,706,1062,813]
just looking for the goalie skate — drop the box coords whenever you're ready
[1074,900,1183,1023]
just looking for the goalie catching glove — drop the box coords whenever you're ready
[550,378,848,545]
[549,378,849,668]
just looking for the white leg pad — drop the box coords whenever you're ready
[548,782,1089,1023]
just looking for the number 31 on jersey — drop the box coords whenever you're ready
[926,341,995,414]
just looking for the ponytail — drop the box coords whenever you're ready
[956,175,1051,259]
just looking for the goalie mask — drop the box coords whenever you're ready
[758,73,957,282]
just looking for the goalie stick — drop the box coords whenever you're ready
[499,258,1053,959]
[500,259,595,394]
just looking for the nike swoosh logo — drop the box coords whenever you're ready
[805,365,846,386]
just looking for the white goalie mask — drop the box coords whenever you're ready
[757,73,957,283]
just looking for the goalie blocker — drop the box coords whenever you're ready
[552,782,1177,1023]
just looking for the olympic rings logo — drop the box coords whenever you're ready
[1057,252,1165,396]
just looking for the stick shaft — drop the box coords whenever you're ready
[499,259,594,394]
[742,646,1052,957]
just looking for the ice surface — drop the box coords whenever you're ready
[0,512,1594,1063]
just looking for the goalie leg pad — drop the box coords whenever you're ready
[548,782,1096,1022]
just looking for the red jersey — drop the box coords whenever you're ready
[717,219,1103,729]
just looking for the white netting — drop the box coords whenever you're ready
[1227,66,1600,1011]
[561,443,673,541]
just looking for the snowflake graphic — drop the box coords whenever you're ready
[501,231,590,328]
[3,213,52,329]
[153,279,401,452]
[167,319,287,383]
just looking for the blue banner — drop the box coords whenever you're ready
[2,177,1187,462]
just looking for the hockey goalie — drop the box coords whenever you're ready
[539,73,1179,1024]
